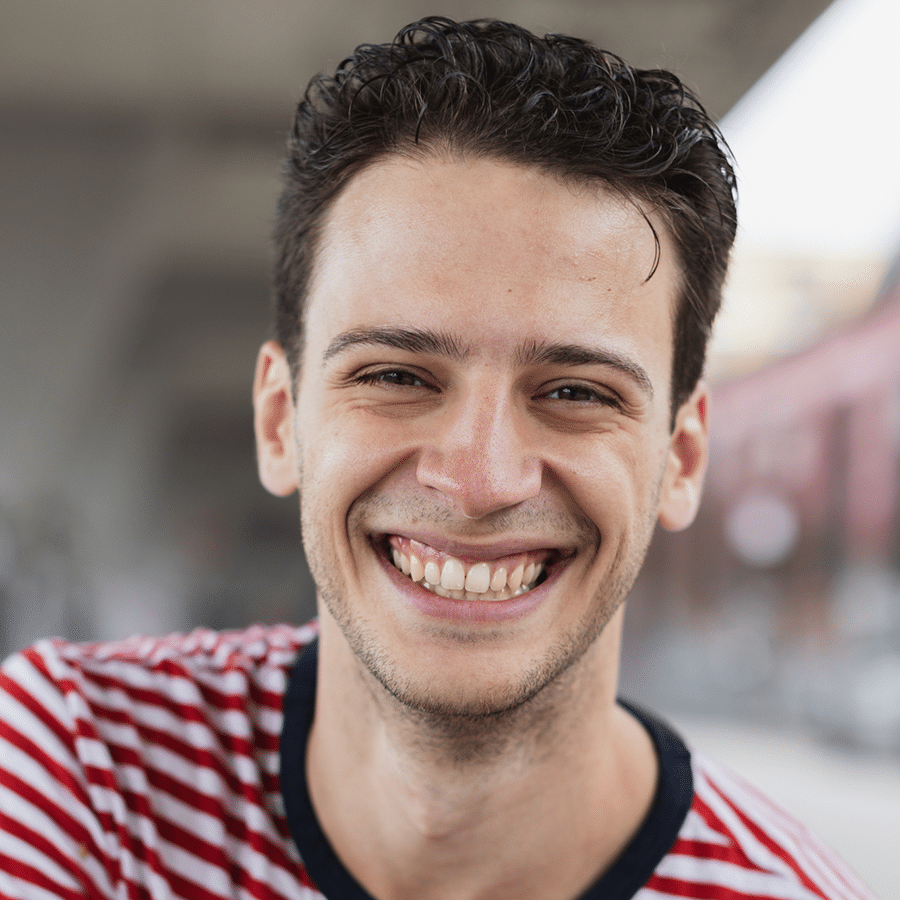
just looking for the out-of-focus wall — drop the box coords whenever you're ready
[624,262,900,755]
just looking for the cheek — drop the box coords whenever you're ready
[555,436,667,532]
[298,413,417,515]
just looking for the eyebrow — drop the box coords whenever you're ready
[518,340,654,400]
[323,327,470,364]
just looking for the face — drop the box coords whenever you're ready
[254,154,707,717]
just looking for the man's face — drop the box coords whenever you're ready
[256,154,707,716]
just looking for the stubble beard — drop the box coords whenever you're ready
[301,490,658,765]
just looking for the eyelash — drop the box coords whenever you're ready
[544,384,620,408]
[353,368,435,390]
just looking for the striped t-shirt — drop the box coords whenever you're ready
[0,624,874,899]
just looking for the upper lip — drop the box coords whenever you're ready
[372,529,576,563]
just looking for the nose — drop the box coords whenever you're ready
[415,385,542,519]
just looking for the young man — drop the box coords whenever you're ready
[0,17,874,900]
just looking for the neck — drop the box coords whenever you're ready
[305,608,658,900]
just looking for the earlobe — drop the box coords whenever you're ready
[656,383,709,532]
[252,340,299,497]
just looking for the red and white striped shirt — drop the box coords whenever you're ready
[0,624,875,899]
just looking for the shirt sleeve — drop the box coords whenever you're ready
[0,643,115,900]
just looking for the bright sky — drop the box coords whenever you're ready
[723,0,900,257]
[709,0,900,372]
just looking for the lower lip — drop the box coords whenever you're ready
[376,546,563,624]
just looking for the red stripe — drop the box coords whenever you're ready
[82,687,280,771]
[94,718,264,807]
[77,667,248,728]
[706,770,865,899]
[152,868,232,900]
[1,654,79,751]
[0,850,99,900]
[644,872,790,899]
[143,762,293,871]
[83,761,294,875]
[141,811,299,900]
[0,766,118,885]
[1,630,315,900]
[78,659,286,724]
[0,810,103,897]
[699,771,834,898]
[75,670,281,769]
[247,676,286,713]
[79,777,301,900]
[667,836,758,870]
[83,693,259,768]
[687,795,771,874]
[0,717,93,811]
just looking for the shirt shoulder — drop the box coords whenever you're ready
[639,749,876,900]
[0,623,323,900]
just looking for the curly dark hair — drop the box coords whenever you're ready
[274,16,737,418]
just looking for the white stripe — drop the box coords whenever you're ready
[1,627,319,899]
[694,763,823,891]
[78,755,284,848]
[0,783,117,898]
[75,660,270,715]
[707,758,870,898]
[51,629,299,705]
[253,703,286,735]
[76,676,257,743]
[156,827,304,900]
[0,692,76,777]
[110,841,179,900]
[678,806,734,847]
[113,769,302,897]
[0,868,99,900]
[78,678,284,755]
[695,755,870,899]
[0,732,112,861]
[74,717,277,799]
[0,786,89,890]
[656,851,828,899]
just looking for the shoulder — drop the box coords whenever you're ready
[2,621,317,710]
[0,621,320,777]
[642,749,875,900]
[0,623,321,899]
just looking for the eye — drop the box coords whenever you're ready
[354,368,435,390]
[544,383,618,406]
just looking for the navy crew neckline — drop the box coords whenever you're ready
[280,638,693,900]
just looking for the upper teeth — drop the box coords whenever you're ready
[390,542,544,602]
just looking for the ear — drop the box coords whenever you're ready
[252,340,299,497]
[656,382,709,532]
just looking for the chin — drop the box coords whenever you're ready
[340,605,616,723]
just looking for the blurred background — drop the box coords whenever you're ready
[1,0,898,893]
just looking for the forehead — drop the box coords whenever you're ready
[304,153,679,385]
[320,154,667,285]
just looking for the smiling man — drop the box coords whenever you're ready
[0,16,874,900]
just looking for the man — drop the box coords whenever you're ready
[0,17,873,900]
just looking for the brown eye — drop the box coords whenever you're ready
[548,385,602,403]
[356,369,434,390]
[541,383,624,414]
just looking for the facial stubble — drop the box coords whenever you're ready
[300,478,663,764]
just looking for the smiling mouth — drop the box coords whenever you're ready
[383,536,558,602]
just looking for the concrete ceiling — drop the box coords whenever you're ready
[0,0,834,644]
[1,0,833,120]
